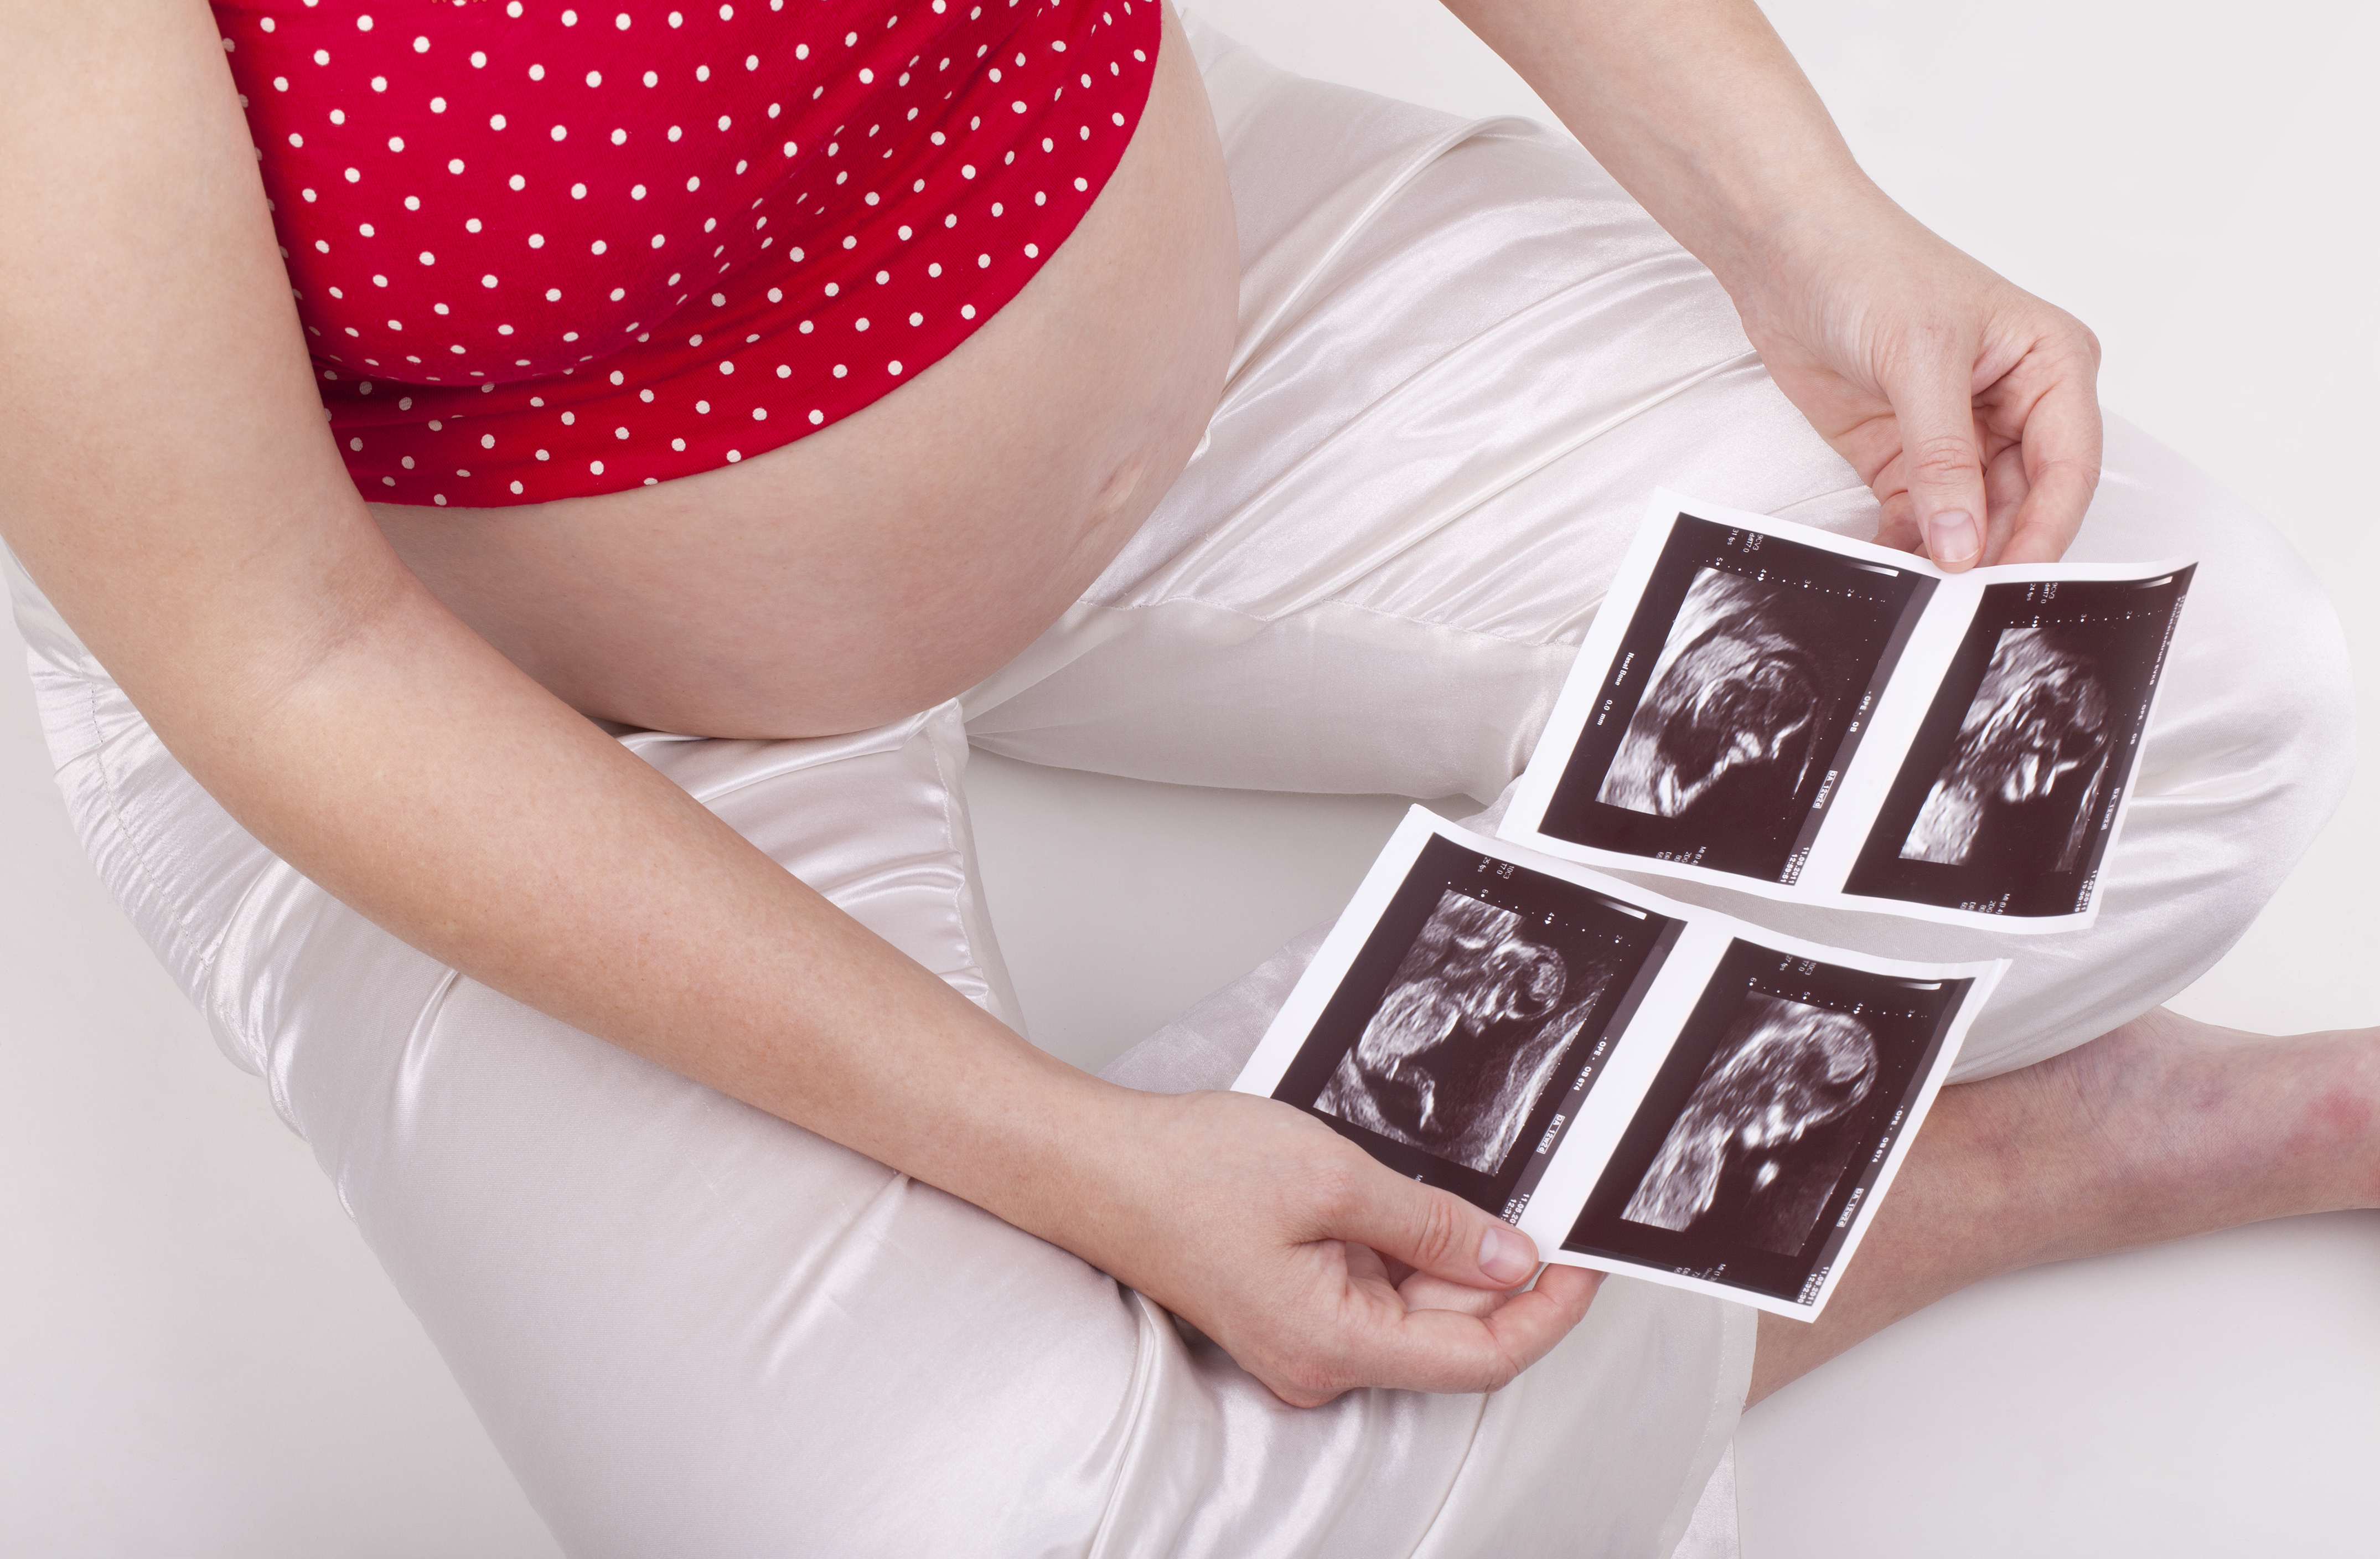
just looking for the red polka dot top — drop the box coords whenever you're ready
[210,0,1161,507]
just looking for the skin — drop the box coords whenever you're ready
[1745,1008,2380,1405]
[0,0,2364,1423]
[370,6,1241,737]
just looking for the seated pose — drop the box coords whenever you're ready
[2,0,2365,1552]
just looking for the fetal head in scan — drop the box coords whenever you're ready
[1316,892,1608,1177]
[1903,627,2112,871]
[1601,572,1828,823]
[1622,995,1878,1253]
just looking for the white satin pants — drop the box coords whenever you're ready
[7,18,2352,1557]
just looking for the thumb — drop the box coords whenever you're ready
[1891,344,1989,570]
[1336,1166,1540,1290]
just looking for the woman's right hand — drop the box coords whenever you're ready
[1067,1088,1602,1407]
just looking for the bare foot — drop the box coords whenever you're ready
[1949,1006,2380,1268]
[1747,1006,2380,1406]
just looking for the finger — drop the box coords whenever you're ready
[1885,337,1989,570]
[1342,1239,1395,1294]
[1336,1262,1603,1396]
[1399,1269,1513,1318]
[1330,1166,1541,1292]
[1400,1255,1602,1320]
[1979,438,2030,562]
[1997,369,2103,565]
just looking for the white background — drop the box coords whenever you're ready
[2,2,2371,1552]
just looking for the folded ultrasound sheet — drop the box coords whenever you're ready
[1498,490,2195,932]
[1232,808,2006,1320]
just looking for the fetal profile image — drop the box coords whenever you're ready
[1272,835,1678,1210]
[1233,809,2008,1313]
[1564,942,1969,1304]
[1538,515,1933,881]
[1315,891,1603,1177]
[1846,570,2192,917]
[1597,571,1836,823]
[1619,993,1878,1257]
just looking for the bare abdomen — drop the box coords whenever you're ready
[369,5,1236,739]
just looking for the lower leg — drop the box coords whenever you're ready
[1746,1006,2380,1406]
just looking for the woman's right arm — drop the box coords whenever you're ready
[1,0,1595,1406]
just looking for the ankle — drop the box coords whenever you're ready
[1964,1010,2380,1268]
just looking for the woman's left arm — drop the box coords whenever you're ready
[1442,0,2102,570]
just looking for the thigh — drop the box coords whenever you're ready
[971,22,2353,1080]
[13,657,1122,1549]
[965,20,1872,803]
[10,559,1543,1556]
[12,536,1755,1556]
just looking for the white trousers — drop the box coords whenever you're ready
[7,19,2352,1558]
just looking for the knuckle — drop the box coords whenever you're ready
[1278,1355,1343,1402]
[1307,1160,1367,1225]
[1908,432,1979,484]
[2039,453,2101,489]
[1407,1195,1465,1272]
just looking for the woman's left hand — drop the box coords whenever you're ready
[1731,192,2104,572]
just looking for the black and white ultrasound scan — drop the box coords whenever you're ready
[1234,808,2003,1319]
[1565,518,1932,880]
[1311,888,1647,1183]
[1564,946,1969,1309]
[1501,491,2193,932]
[1841,575,2190,917]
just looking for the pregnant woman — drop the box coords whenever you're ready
[2,0,2364,1551]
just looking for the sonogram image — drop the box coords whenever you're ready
[1621,994,1878,1256]
[1316,891,1612,1178]
[1540,517,1932,882]
[1598,571,1833,824]
[1900,626,2111,874]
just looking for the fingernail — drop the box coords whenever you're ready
[1928,509,1979,565]
[1478,1226,1533,1286]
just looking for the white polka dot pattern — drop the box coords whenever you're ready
[215,0,1160,505]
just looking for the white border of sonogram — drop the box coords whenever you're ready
[1496,488,2195,934]
[1228,806,2008,1321]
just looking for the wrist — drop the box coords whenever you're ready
[906,1050,1165,1275]
[1700,177,1906,322]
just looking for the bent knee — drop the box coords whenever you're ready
[2087,414,2352,844]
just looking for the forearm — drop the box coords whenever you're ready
[1443,0,1890,297]
[220,587,1136,1240]
[0,0,1123,1267]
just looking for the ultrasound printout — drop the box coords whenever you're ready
[1562,943,1967,1308]
[1233,808,2005,1320]
[1841,573,2192,917]
[1501,491,2194,932]
[1276,834,1680,1216]
[1539,515,1932,882]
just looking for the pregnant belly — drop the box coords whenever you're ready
[368,5,1235,739]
